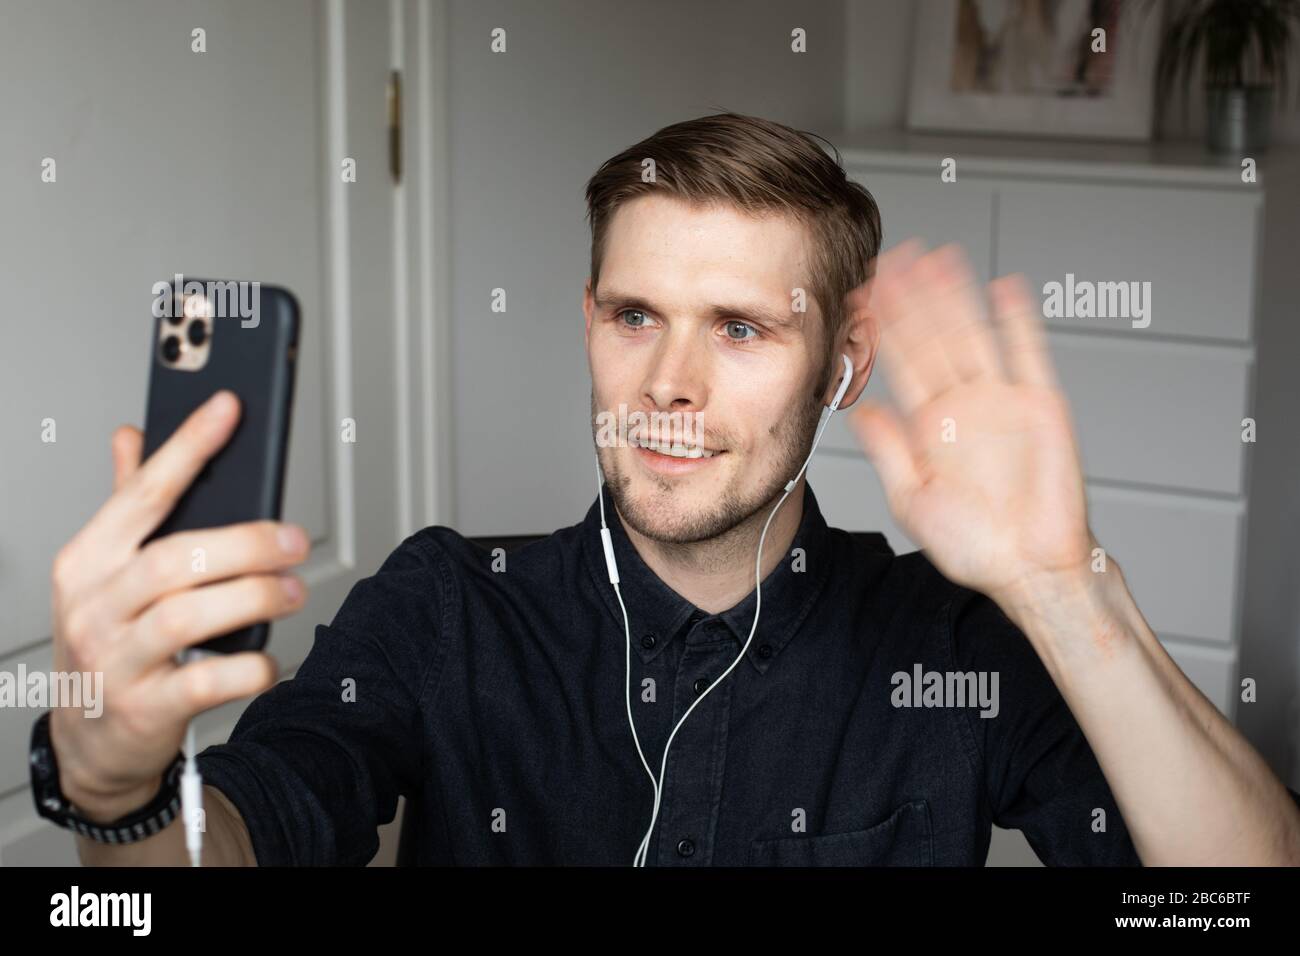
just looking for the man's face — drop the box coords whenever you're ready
[583,194,827,545]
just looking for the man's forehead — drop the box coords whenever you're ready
[605,193,811,257]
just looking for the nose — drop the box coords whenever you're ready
[641,327,709,413]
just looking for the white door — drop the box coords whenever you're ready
[0,0,444,864]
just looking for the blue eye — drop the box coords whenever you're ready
[723,320,757,342]
[618,309,649,329]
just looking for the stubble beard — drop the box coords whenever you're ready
[591,387,824,547]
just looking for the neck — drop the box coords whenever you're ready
[618,481,807,615]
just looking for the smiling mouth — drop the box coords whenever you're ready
[634,439,723,459]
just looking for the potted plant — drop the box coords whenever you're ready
[1151,0,1300,152]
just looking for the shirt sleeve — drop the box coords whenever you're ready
[946,585,1143,866]
[194,530,451,866]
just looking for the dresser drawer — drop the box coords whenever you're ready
[820,332,1251,496]
[1050,333,1252,496]
[995,181,1259,343]
[808,454,1244,646]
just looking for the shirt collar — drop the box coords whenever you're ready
[582,482,834,676]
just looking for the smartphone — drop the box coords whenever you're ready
[140,278,300,653]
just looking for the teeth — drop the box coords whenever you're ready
[636,438,718,459]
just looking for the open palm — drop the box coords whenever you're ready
[846,240,1093,602]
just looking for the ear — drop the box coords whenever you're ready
[825,280,879,410]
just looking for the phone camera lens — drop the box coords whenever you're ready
[161,335,182,362]
[187,319,207,347]
[165,312,184,327]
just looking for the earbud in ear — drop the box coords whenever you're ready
[828,353,853,411]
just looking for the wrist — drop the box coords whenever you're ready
[996,562,1106,628]
[992,544,1141,673]
[62,774,165,826]
[47,714,165,825]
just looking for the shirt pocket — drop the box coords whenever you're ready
[747,799,933,866]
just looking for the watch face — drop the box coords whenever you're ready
[30,719,59,818]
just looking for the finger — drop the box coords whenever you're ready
[847,400,921,522]
[870,243,938,412]
[123,573,305,676]
[924,244,1003,384]
[78,390,241,563]
[872,241,965,413]
[52,425,152,600]
[112,426,144,492]
[157,651,280,723]
[989,274,1058,389]
[95,520,311,625]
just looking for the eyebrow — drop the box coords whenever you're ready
[594,288,802,333]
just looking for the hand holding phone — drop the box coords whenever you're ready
[44,281,304,824]
[49,393,309,823]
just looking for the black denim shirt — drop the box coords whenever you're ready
[197,483,1150,866]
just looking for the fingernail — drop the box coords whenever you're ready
[278,524,308,554]
[281,576,304,601]
[207,390,235,419]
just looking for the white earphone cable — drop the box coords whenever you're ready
[596,360,849,866]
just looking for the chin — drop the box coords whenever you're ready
[606,448,752,544]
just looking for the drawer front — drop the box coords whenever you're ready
[808,454,1243,646]
[818,332,1251,496]
[1050,334,1252,496]
[846,168,994,281]
[995,181,1259,342]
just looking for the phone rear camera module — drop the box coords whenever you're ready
[187,319,208,347]
[161,335,182,363]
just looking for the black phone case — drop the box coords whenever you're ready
[140,280,300,654]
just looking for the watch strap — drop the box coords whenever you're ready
[29,709,188,845]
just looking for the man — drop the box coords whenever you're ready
[44,113,1300,866]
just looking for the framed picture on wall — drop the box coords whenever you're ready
[906,0,1165,141]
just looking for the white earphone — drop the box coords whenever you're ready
[595,354,854,865]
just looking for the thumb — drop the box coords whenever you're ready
[111,425,144,492]
[848,400,919,516]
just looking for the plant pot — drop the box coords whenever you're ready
[1205,85,1274,154]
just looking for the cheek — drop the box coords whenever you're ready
[588,336,624,404]
[591,334,662,410]
[724,386,798,458]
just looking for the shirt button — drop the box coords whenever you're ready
[757,643,774,659]
[676,838,696,858]
[640,634,656,650]
[693,677,709,695]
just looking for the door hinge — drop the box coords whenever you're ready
[388,69,402,184]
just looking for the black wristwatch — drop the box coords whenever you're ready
[29,710,187,844]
